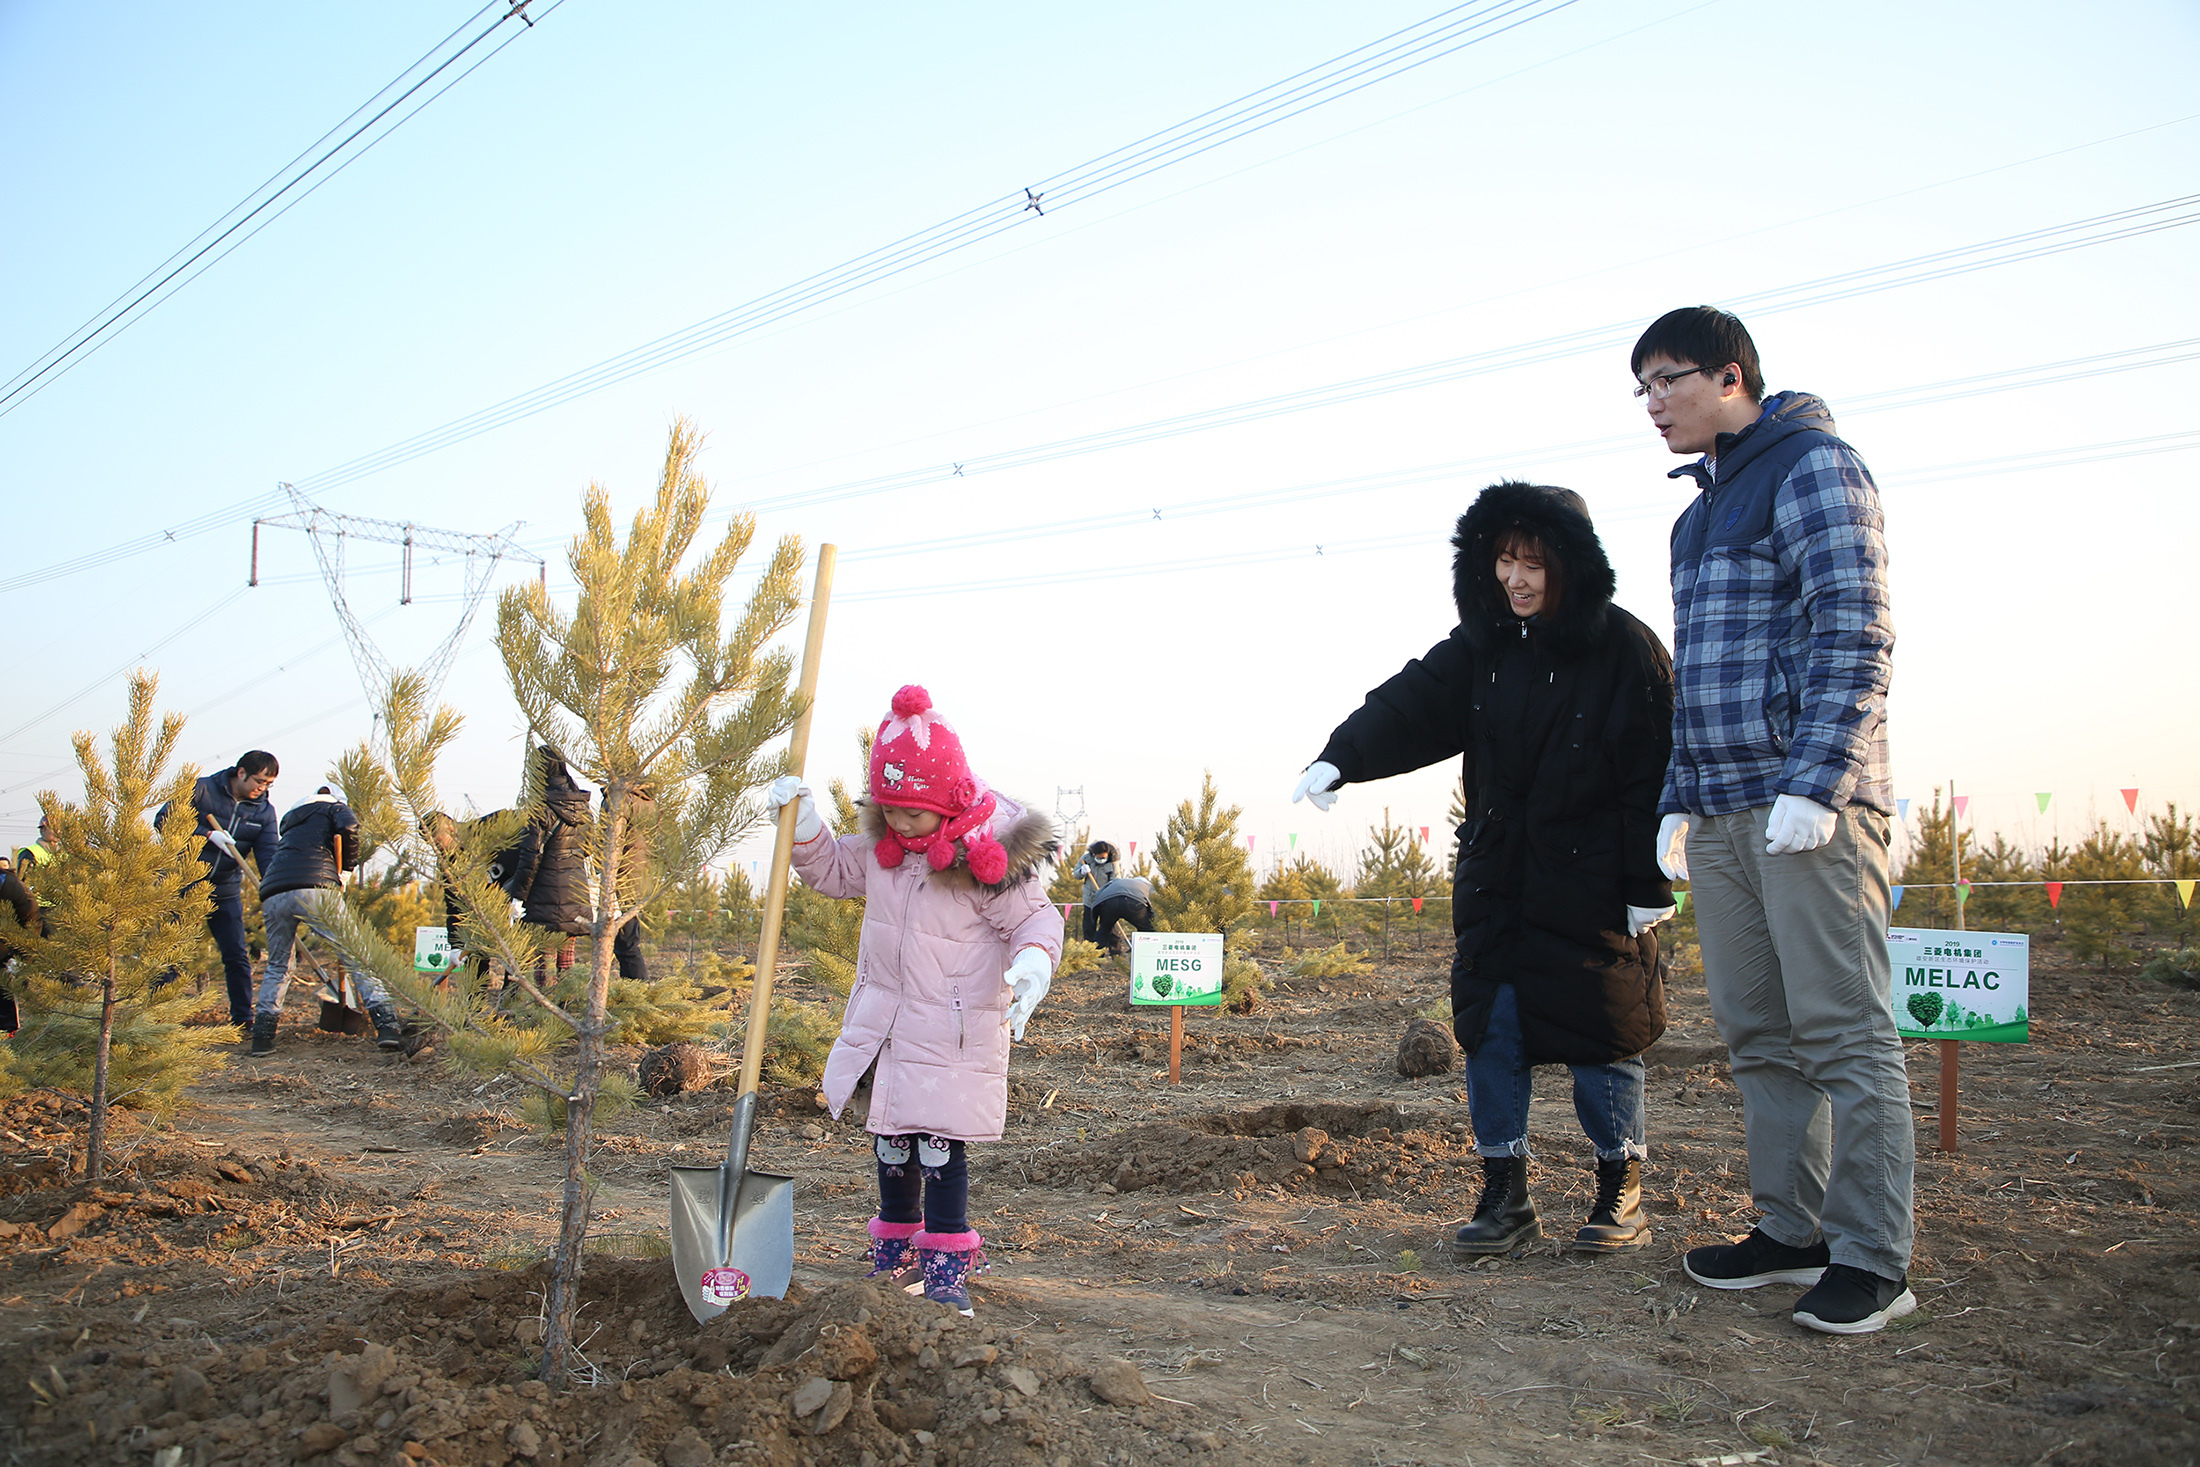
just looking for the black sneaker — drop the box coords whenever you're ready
[1792,1263,1917,1335]
[248,1015,277,1058]
[1683,1227,1830,1290]
[372,1010,406,1052]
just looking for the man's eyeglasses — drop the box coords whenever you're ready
[1633,365,1719,400]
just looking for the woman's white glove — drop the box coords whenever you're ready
[1291,761,1342,812]
[1764,793,1837,856]
[1005,947,1053,1041]
[1627,904,1677,935]
[766,775,825,843]
[1655,813,1690,881]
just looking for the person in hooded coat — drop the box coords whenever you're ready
[1291,482,1677,1254]
[497,748,595,983]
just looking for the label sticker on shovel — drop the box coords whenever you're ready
[700,1266,752,1305]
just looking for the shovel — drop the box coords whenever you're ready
[671,544,837,1323]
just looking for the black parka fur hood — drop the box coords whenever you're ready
[1451,481,1617,660]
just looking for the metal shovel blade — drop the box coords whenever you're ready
[670,1161,795,1323]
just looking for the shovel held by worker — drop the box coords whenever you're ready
[670,544,836,1323]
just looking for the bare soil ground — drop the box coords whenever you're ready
[4,935,2198,1467]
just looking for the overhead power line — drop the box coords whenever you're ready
[289,0,1582,493]
[740,195,2200,515]
[0,0,561,419]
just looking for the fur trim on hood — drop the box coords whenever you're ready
[858,793,1059,893]
[1450,480,1617,661]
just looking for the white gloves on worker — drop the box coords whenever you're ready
[766,775,825,843]
[1655,813,1689,881]
[1005,947,1053,1041]
[1291,761,1342,812]
[1627,904,1677,936]
[205,827,241,860]
[1764,793,1838,856]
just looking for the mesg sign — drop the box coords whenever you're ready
[1129,932,1224,1007]
[1889,927,2029,1043]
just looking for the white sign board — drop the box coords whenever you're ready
[1889,927,2028,1042]
[1130,932,1224,1007]
[414,925,456,975]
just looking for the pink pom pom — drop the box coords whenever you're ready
[926,837,958,873]
[891,685,932,718]
[966,832,1008,886]
[875,839,905,870]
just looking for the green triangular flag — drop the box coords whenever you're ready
[2035,792,2052,813]
[1956,880,1972,904]
[1674,890,1687,913]
[1312,900,1321,915]
[1289,833,1298,849]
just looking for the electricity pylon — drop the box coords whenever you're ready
[248,483,545,709]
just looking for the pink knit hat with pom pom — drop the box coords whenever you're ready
[868,685,1008,885]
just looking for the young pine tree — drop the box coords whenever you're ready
[1351,807,1444,943]
[314,420,806,1388]
[1150,773,1264,1009]
[0,673,232,1180]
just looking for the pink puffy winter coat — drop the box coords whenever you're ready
[793,794,1062,1143]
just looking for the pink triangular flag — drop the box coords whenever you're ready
[1953,795,1969,818]
[1130,841,1138,857]
[2045,881,2064,909]
[1247,835,1255,853]
[1268,901,1278,916]
[2122,788,2140,814]
[1419,826,1430,843]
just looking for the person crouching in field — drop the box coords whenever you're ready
[1076,841,1156,956]
[1291,483,1677,1254]
[768,685,1061,1314]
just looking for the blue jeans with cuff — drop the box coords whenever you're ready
[1466,983,1647,1161]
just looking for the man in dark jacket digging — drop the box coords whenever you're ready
[158,752,281,1027]
[1292,482,1676,1255]
[250,788,403,1055]
[1631,306,1910,1336]
[1075,842,1155,956]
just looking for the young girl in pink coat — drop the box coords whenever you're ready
[768,685,1060,1313]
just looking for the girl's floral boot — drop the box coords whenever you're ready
[866,1218,923,1280]
[912,1229,985,1316]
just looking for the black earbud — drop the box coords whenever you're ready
[1723,372,1737,387]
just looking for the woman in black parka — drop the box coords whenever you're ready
[499,747,596,981]
[1293,482,1677,1254]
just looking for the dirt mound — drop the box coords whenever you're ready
[1018,1100,1471,1199]
[2,1262,1207,1466]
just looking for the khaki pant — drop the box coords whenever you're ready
[1691,806,1914,1279]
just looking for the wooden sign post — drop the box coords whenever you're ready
[1129,932,1223,1085]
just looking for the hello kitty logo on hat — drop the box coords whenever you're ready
[868,684,1008,884]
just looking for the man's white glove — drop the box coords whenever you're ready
[1291,761,1342,813]
[1005,947,1053,1041]
[766,775,825,843]
[1627,904,1677,936]
[1655,813,1690,882]
[205,827,241,860]
[1764,793,1838,856]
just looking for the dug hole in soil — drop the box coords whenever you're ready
[4,933,2200,1465]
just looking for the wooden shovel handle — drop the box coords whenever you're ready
[738,545,836,1097]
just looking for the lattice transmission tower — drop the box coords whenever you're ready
[248,484,546,710]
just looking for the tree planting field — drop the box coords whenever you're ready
[3,935,2196,1467]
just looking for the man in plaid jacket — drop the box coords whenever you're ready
[1631,306,1914,1336]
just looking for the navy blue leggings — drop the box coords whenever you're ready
[875,1133,969,1234]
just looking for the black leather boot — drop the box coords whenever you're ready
[1454,1155,1540,1254]
[1572,1156,1649,1251]
[248,1014,277,1057]
[371,1007,406,1052]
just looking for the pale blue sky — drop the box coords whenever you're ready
[4,1,2196,875]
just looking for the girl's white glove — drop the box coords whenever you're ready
[1655,813,1690,881]
[1291,761,1342,812]
[1627,903,1677,935]
[766,775,825,843]
[1005,947,1053,1041]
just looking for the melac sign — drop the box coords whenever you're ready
[1888,928,2028,1043]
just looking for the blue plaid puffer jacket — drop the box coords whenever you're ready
[1662,392,1893,819]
